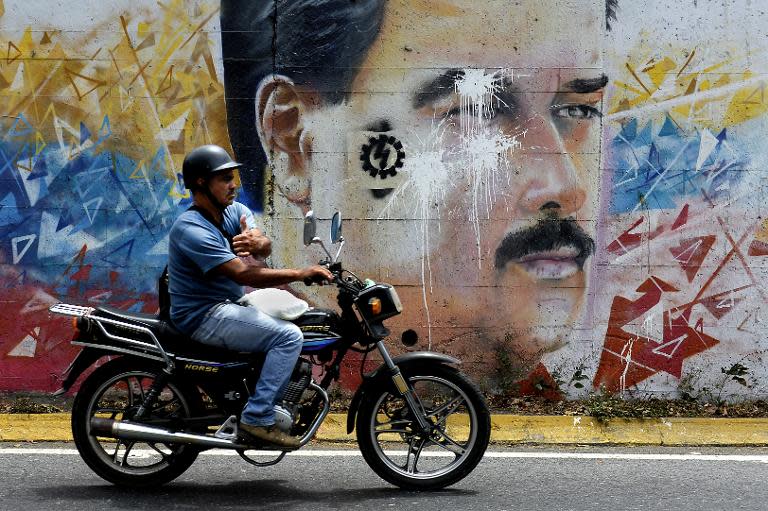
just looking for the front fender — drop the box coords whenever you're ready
[346,351,460,434]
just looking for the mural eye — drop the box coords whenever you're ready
[552,104,602,120]
[445,106,461,118]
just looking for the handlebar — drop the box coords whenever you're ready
[303,261,364,293]
[303,275,330,286]
[303,260,335,287]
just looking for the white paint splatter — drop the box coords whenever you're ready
[377,68,525,345]
[461,127,521,265]
[619,336,637,393]
[455,69,506,138]
[378,118,452,348]
[455,69,523,265]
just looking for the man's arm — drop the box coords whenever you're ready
[211,257,332,288]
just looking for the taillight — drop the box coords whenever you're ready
[71,316,85,336]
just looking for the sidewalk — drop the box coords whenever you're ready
[2,413,768,445]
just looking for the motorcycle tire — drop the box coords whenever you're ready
[356,363,490,490]
[71,357,202,487]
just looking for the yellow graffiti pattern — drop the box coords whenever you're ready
[609,45,766,128]
[0,0,229,196]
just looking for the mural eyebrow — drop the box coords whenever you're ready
[412,68,465,109]
[363,119,393,132]
[561,74,609,93]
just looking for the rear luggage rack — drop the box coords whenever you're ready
[49,302,173,370]
[49,303,94,317]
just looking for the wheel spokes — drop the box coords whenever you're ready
[362,369,490,487]
[374,417,411,429]
[93,406,126,420]
[125,378,135,409]
[90,370,193,473]
[148,442,172,460]
[152,397,181,416]
[431,431,466,456]
[113,440,136,467]
[428,394,465,425]
[405,437,427,474]
[135,377,147,403]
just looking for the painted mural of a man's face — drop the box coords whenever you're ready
[222,0,612,381]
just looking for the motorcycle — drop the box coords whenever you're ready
[49,211,490,490]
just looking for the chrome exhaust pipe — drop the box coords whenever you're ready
[91,417,249,450]
[89,382,331,451]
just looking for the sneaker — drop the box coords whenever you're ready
[238,422,301,449]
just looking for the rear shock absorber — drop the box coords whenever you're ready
[132,370,170,420]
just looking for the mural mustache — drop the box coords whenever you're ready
[494,215,595,273]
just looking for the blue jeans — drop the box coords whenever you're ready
[191,302,303,427]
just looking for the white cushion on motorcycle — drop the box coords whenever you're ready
[237,288,310,320]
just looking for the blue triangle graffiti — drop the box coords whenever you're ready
[102,239,134,268]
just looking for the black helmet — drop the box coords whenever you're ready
[182,145,242,190]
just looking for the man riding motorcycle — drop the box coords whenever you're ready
[168,144,332,449]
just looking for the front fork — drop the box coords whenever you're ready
[375,341,431,432]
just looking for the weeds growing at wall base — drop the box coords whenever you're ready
[0,395,65,414]
[486,393,768,419]
[5,391,768,418]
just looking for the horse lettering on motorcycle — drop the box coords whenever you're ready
[182,364,220,373]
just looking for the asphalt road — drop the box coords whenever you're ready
[2,443,768,510]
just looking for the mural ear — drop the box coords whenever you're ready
[256,75,312,206]
[257,75,305,156]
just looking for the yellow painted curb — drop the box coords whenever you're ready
[2,413,768,445]
[489,415,768,445]
[0,413,72,442]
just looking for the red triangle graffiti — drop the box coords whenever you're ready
[70,264,92,282]
[607,216,665,256]
[593,280,721,392]
[697,285,751,320]
[671,204,689,231]
[669,235,716,282]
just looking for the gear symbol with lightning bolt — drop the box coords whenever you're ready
[360,134,405,179]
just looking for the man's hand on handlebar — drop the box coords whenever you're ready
[300,265,334,286]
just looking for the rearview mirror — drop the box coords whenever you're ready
[330,211,343,244]
[303,211,317,246]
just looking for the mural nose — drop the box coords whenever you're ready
[518,155,587,216]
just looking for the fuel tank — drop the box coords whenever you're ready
[292,308,343,352]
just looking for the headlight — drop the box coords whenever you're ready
[354,284,403,325]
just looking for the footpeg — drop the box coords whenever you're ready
[214,415,239,441]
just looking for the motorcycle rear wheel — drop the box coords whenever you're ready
[71,357,201,487]
[356,364,490,490]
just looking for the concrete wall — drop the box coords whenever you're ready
[0,0,766,402]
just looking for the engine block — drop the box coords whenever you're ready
[282,358,313,404]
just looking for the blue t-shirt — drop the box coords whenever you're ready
[168,202,256,335]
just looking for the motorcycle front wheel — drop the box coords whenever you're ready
[71,357,201,487]
[356,364,491,490]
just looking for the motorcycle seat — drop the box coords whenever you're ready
[92,306,250,363]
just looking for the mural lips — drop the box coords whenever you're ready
[494,216,595,280]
